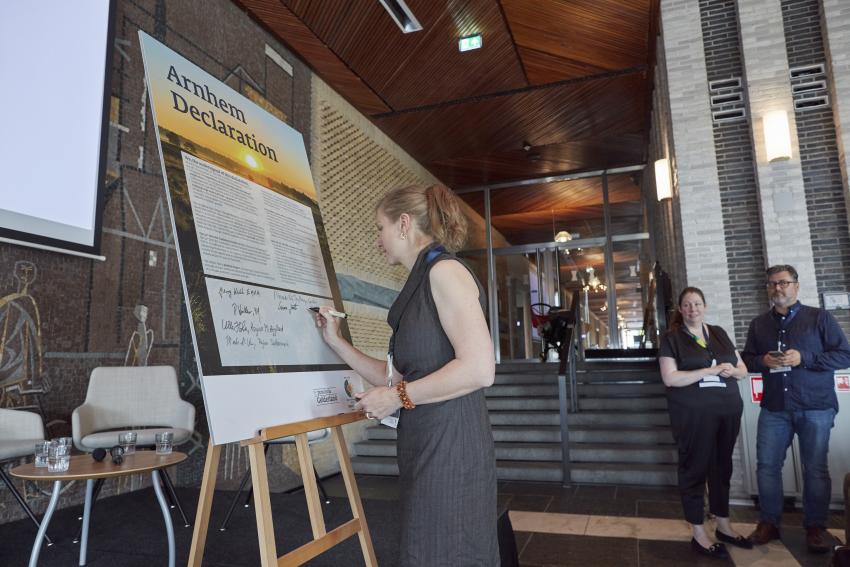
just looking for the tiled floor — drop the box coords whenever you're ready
[325,475,847,566]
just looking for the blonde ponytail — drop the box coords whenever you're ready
[377,184,468,251]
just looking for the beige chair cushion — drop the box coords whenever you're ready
[0,438,44,461]
[81,427,192,450]
[72,366,195,452]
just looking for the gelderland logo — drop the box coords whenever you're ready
[313,387,338,406]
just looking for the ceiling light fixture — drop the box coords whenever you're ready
[459,34,482,52]
[554,231,572,243]
[378,0,423,33]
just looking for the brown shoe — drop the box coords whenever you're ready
[805,526,830,554]
[749,521,780,545]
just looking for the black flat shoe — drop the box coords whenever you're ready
[715,529,754,549]
[691,538,730,560]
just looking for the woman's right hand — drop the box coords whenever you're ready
[314,306,343,346]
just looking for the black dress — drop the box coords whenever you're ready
[658,324,744,524]
[388,242,499,566]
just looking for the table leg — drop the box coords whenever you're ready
[79,479,95,566]
[151,470,175,567]
[29,480,61,567]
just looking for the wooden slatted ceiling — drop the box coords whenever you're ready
[284,0,528,111]
[234,0,391,114]
[501,0,652,84]
[460,174,640,216]
[373,72,647,182]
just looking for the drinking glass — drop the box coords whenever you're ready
[47,441,70,472]
[118,432,137,455]
[34,442,49,468]
[155,432,173,455]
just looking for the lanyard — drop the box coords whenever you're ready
[685,324,716,361]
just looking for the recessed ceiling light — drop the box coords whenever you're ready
[378,0,423,33]
[459,34,482,52]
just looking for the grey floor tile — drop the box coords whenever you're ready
[635,500,685,520]
[547,495,637,516]
[638,538,734,567]
[521,533,639,567]
[617,485,680,503]
[500,481,577,498]
[572,484,618,500]
[508,494,555,512]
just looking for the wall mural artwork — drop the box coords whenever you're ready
[124,304,154,366]
[0,261,48,414]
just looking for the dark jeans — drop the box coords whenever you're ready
[756,407,835,528]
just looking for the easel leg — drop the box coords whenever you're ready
[188,442,221,567]
[332,426,377,567]
[248,442,277,567]
[295,433,326,538]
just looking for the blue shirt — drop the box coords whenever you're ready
[742,302,850,412]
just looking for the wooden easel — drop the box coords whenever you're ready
[188,412,377,566]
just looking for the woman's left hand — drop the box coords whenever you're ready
[355,386,403,419]
[716,362,736,377]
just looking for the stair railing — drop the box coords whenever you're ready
[556,297,581,485]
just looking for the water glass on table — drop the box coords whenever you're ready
[155,432,173,455]
[118,432,137,455]
[47,441,70,473]
[34,442,50,468]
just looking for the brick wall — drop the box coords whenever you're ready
[782,0,850,337]
[699,0,769,347]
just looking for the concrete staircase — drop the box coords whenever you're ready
[350,359,677,486]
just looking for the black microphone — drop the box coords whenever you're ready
[92,448,106,462]
[109,445,125,465]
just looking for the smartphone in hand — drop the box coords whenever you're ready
[768,350,784,358]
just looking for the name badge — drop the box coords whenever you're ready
[699,375,726,388]
[769,366,792,373]
[380,351,400,429]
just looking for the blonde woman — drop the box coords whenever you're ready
[316,184,499,566]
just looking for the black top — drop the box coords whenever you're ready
[742,302,850,412]
[658,324,743,409]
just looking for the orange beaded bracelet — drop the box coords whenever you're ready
[395,380,415,410]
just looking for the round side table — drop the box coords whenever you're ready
[11,450,187,567]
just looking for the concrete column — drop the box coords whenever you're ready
[821,0,850,234]
[660,0,734,332]
[737,0,818,305]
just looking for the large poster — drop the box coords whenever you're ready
[139,32,359,444]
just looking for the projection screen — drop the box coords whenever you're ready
[0,1,114,260]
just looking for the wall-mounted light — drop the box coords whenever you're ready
[654,158,672,201]
[763,110,792,162]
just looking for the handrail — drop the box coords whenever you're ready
[556,297,581,486]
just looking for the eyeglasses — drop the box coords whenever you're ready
[766,280,797,289]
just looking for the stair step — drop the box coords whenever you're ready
[350,457,676,485]
[570,463,677,486]
[487,384,559,397]
[486,410,671,427]
[364,425,675,445]
[494,373,559,385]
[354,439,676,464]
[486,397,560,411]
[497,362,560,374]
[488,382,668,398]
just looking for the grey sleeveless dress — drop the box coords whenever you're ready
[388,243,499,567]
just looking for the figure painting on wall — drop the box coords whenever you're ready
[125,304,154,366]
[0,261,48,413]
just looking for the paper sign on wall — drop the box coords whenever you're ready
[836,374,850,393]
[750,374,763,404]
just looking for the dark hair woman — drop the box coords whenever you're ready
[658,287,751,559]
[315,184,499,565]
